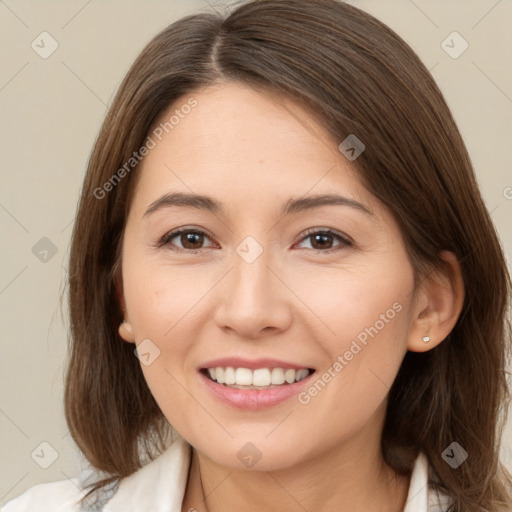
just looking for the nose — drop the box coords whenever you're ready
[213,247,293,339]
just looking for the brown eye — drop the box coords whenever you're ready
[158,228,214,253]
[179,231,205,250]
[310,232,335,250]
[296,229,352,253]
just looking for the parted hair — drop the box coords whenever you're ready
[65,1,512,509]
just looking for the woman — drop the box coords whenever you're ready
[4,0,511,510]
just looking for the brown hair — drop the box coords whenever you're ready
[65,0,512,509]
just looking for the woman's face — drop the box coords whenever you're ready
[118,81,420,471]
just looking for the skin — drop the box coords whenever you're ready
[117,81,464,512]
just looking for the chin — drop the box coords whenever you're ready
[190,434,310,472]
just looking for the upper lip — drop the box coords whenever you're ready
[200,358,313,371]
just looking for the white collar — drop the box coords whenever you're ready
[104,437,191,512]
[403,452,452,512]
[102,437,450,512]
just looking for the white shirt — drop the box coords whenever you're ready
[2,437,452,511]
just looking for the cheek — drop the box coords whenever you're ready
[291,259,413,409]
[121,259,214,425]
[289,256,413,349]
[123,256,203,340]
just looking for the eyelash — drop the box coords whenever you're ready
[156,227,353,255]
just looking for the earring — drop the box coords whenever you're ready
[422,336,431,343]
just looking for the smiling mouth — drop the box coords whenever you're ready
[201,367,315,390]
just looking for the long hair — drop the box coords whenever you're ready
[64,1,512,509]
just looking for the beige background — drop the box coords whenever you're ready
[1,0,511,505]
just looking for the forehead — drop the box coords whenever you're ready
[130,82,374,217]
[151,82,339,161]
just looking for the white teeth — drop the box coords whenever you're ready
[271,368,285,385]
[205,366,312,388]
[235,368,253,386]
[295,369,309,382]
[253,368,271,387]
[224,367,236,385]
[284,369,296,384]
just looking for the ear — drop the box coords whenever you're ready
[407,250,465,353]
[114,266,136,344]
[118,320,136,344]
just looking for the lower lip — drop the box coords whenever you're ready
[199,371,314,410]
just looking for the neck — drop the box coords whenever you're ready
[182,414,411,512]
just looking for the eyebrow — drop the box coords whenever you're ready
[143,191,374,218]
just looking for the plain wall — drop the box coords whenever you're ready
[1,0,511,505]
